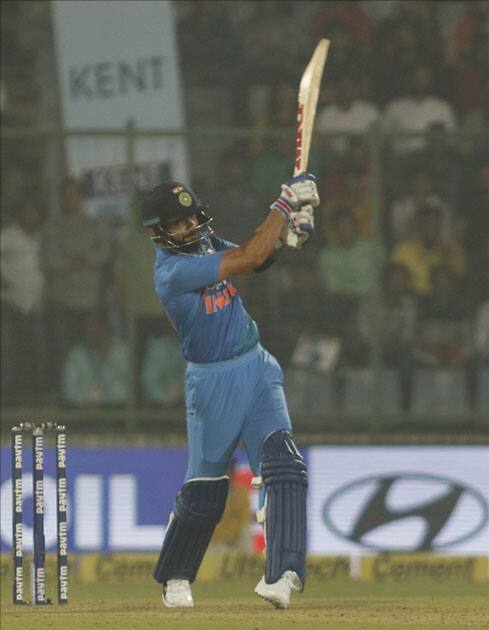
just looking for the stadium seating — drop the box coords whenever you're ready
[284,368,336,423]
[342,368,402,416]
[477,368,489,417]
[411,368,469,416]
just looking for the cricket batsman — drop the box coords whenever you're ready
[142,173,318,609]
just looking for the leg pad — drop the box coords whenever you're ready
[261,430,307,587]
[153,477,229,583]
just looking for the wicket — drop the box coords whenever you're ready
[11,422,68,605]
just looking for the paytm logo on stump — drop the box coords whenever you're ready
[0,447,187,552]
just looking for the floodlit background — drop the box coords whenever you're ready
[0,0,488,577]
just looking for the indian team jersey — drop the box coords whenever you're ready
[153,236,259,363]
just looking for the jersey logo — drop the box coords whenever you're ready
[201,280,237,315]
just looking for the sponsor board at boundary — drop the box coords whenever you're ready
[63,553,351,583]
[309,446,489,555]
[361,554,488,582]
[1,553,487,584]
[2,446,488,555]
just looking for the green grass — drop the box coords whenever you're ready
[1,579,488,630]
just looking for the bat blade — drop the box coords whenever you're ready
[294,38,330,176]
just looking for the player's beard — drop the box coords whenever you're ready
[171,227,215,256]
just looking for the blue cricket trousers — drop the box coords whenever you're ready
[184,343,291,480]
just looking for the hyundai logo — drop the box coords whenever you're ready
[322,473,488,551]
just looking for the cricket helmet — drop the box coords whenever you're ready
[141,181,214,254]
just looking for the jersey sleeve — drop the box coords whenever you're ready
[156,250,226,296]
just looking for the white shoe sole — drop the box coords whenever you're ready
[162,591,194,608]
[254,572,302,610]
[254,589,289,610]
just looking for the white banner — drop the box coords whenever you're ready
[308,446,489,556]
[52,0,188,220]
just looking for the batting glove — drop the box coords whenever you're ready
[271,172,319,220]
[286,204,315,248]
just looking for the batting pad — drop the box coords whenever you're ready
[153,476,229,583]
[261,430,308,587]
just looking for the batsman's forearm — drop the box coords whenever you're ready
[241,209,286,269]
[218,209,286,280]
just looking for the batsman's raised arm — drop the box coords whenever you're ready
[218,210,285,279]
[219,172,319,280]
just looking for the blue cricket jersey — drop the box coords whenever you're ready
[153,236,259,363]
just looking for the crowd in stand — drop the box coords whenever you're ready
[1,1,488,416]
[0,177,185,408]
[176,0,488,414]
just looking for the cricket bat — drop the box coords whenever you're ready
[294,38,330,176]
[285,38,329,249]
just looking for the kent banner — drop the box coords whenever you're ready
[52,0,189,222]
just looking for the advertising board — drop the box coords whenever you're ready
[2,445,487,559]
[308,446,489,556]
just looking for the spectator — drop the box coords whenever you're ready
[177,1,241,87]
[354,263,418,410]
[176,0,245,125]
[449,33,489,118]
[407,122,464,207]
[269,262,329,366]
[44,178,111,392]
[319,210,385,297]
[391,206,465,294]
[320,138,374,238]
[310,13,372,85]
[383,65,457,154]
[388,121,465,206]
[374,0,444,106]
[373,23,423,106]
[414,265,471,368]
[445,1,489,62]
[61,313,128,406]
[242,1,311,92]
[461,77,489,156]
[289,332,341,374]
[389,170,452,243]
[317,74,380,153]
[312,1,374,53]
[325,137,370,196]
[141,320,186,408]
[249,84,308,202]
[356,263,418,359]
[318,210,385,343]
[1,200,47,405]
[376,1,443,64]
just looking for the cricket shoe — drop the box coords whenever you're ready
[254,570,302,609]
[162,579,194,608]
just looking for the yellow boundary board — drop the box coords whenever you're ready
[1,553,487,584]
